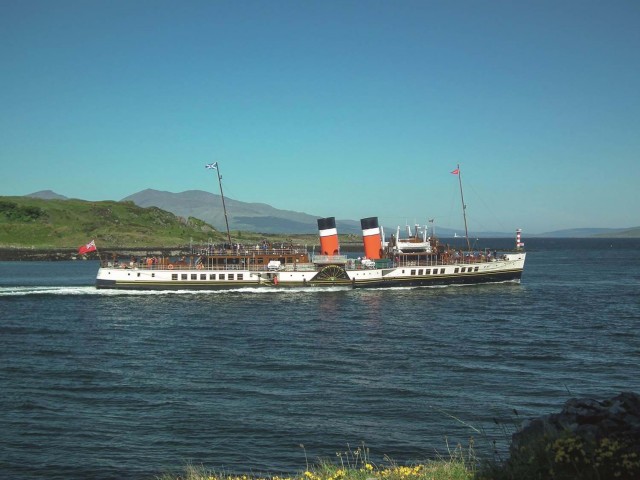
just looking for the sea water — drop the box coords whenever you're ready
[1,238,639,479]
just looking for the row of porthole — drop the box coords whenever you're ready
[170,273,246,281]
[405,266,480,276]
[454,266,480,273]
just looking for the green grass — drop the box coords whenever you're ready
[0,196,323,249]
[157,433,640,480]
[157,443,475,480]
[0,196,221,248]
[0,196,360,251]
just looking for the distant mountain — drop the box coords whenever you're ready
[26,190,68,200]
[122,189,362,235]
[536,228,632,238]
[593,226,640,238]
[120,190,532,238]
[23,189,640,238]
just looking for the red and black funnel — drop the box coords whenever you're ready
[317,217,340,255]
[360,217,382,260]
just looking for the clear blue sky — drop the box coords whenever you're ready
[1,0,638,234]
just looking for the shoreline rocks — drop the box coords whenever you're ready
[512,392,640,452]
[502,392,640,479]
[0,247,189,261]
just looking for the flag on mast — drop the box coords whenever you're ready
[451,168,460,175]
[78,239,97,255]
[205,162,218,169]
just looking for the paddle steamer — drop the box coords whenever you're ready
[95,164,526,290]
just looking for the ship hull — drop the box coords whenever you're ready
[95,253,526,291]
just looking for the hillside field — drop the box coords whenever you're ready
[0,196,225,249]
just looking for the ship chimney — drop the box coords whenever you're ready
[361,217,382,260]
[317,217,340,255]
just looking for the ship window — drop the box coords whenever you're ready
[425,269,431,274]
[418,269,423,275]
[172,274,178,280]
[454,268,459,273]
[474,266,479,272]
[440,268,445,274]
[181,274,187,280]
[191,274,197,280]
[237,274,243,280]
[209,273,216,280]
[229,274,235,280]
[411,269,416,275]
[219,274,225,280]
[200,274,206,280]
[151,273,155,278]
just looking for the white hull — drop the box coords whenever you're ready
[96,253,526,290]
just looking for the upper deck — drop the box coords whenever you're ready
[99,243,525,274]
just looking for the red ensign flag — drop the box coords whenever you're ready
[78,240,97,255]
[451,168,460,175]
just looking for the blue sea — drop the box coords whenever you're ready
[1,238,639,479]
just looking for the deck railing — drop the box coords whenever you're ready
[191,246,308,256]
[100,251,514,271]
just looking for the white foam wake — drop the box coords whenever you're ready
[0,285,352,297]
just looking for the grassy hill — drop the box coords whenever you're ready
[0,196,327,251]
[0,196,225,248]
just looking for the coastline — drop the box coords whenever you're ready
[0,243,372,261]
[0,247,186,262]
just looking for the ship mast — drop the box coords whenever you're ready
[206,162,232,246]
[455,163,471,252]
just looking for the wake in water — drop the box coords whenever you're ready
[0,285,353,297]
[0,279,521,297]
[0,286,100,297]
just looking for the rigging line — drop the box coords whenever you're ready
[456,164,472,251]
[466,180,511,233]
[446,180,459,232]
[207,162,232,245]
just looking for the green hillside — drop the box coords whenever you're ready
[0,196,224,248]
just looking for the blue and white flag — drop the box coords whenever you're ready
[205,162,218,169]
